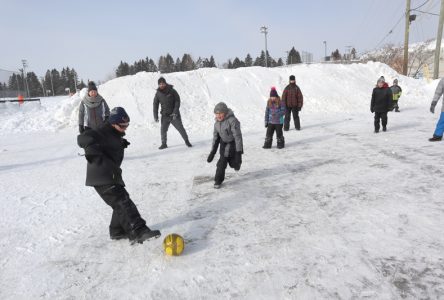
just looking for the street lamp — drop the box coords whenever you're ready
[323,41,327,61]
[21,59,30,98]
[260,26,268,67]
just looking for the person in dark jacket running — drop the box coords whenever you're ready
[207,102,243,189]
[371,78,392,133]
[78,81,110,133]
[282,75,303,131]
[263,87,286,149]
[153,77,192,149]
[77,107,160,244]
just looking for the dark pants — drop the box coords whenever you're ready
[215,141,236,185]
[94,184,147,238]
[374,112,388,131]
[284,107,300,130]
[266,124,284,139]
[161,114,189,145]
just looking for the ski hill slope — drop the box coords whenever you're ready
[1,63,443,299]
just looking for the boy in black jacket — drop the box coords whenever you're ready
[371,78,392,133]
[77,107,160,244]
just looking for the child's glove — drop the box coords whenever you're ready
[430,103,436,114]
[370,108,374,113]
[123,139,130,148]
[234,151,242,171]
[207,152,215,163]
[265,123,268,128]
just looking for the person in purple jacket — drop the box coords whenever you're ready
[263,87,286,149]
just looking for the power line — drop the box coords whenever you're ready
[374,13,405,49]
[412,0,431,10]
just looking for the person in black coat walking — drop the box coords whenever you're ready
[77,107,160,244]
[153,77,192,149]
[370,77,392,133]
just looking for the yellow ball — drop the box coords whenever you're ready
[163,234,185,256]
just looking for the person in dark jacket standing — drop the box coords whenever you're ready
[282,75,303,131]
[78,81,110,133]
[153,77,192,149]
[77,107,160,244]
[371,78,392,133]
[207,102,243,189]
[263,87,286,149]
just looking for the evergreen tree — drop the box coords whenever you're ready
[245,54,253,67]
[175,58,181,72]
[208,56,216,68]
[158,56,167,73]
[227,59,233,69]
[351,48,357,60]
[165,54,175,73]
[232,57,245,69]
[331,49,341,61]
[181,54,196,71]
[254,51,266,66]
[148,59,158,72]
[277,58,284,66]
[287,47,302,64]
[116,61,130,77]
[26,72,43,97]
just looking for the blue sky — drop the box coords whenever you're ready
[0,0,440,82]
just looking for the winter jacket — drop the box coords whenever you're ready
[282,84,303,108]
[78,94,110,130]
[431,78,444,113]
[153,85,181,120]
[390,85,402,101]
[371,87,392,113]
[210,109,243,157]
[77,122,130,187]
[265,98,286,125]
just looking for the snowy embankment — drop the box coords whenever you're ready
[1,63,444,299]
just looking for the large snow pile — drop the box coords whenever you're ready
[0,62,436,135]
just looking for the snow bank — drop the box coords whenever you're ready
[0,62,436,135]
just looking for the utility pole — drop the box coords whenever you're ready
[403,0,411,75]
[260,26,268,67]
[21,59,30,98]
[434,0,444,79]
[49,70,55,96]
[323,41,327,61]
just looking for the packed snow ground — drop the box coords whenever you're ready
[1,63,444,299]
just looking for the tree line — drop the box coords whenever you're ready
[0,67,86,97]
[115,46,310,78]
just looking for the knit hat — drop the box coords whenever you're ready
[158,77,166,84]
[377,77,385,84]
[270,87,279,97]
[393,79,398,84]
[289,75,296,81]
[214,102,229,114]
[109,107,130,124]
[88,81,97,92]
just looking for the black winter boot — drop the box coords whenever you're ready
[185,140,192,147]
[382,126,387,132]
[429,135,442,142]
[130,227,161,244]
[262,137,272,149]
[277,137,285,149]
[159,143,168,150]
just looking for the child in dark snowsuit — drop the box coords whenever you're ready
[207,102,243,189]
[263,87,286,149]
[371,78,392,133]
[77,107,161,244]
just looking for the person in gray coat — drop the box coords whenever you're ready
[78,81,110,133]
[207,102,243,189]
[153,77,192,149]
[429,77,444,141]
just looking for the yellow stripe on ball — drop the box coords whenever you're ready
[163,234,184,256]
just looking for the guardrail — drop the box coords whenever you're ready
[0,98,41,104]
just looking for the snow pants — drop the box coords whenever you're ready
[94,184,147,238]
[161,114,189,145]
[215,141,236,185]
[284,107,300,130]
[434,112,444,137]
[374,112,388,131]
